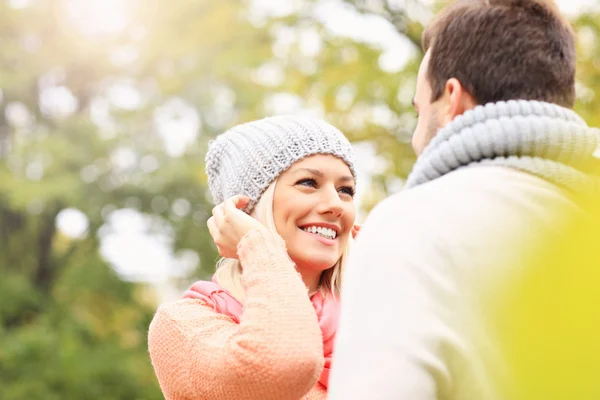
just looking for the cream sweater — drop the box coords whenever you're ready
[329,166,584,400]
[330,100,599,399]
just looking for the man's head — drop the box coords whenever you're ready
[412,0,576,155]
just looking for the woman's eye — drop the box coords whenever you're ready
[296,178,317,188]
[339,186,355,197]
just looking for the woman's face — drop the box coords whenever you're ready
[273,154,356,279]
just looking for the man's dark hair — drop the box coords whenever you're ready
[422,0,576,108]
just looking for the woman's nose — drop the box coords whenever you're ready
[318,186,344,217]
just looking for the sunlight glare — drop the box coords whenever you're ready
[60,0,133,37]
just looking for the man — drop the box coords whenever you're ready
[329,0,600,399]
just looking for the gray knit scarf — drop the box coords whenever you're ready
[404,100,600,197]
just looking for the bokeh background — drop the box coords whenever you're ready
[1,0,598,398]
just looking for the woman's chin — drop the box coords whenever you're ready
[291,256,339,272]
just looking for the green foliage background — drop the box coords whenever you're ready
[0,0,598,398]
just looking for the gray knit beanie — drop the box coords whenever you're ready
[205,115,356,213]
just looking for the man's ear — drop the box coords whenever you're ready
[441,78,477,125]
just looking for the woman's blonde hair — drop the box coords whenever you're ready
[213,179,352,301]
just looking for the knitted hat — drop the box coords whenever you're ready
[205,115,356,213]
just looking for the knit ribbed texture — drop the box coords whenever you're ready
[148,228,327,400]
[206,116,356,213]
[405,100,600,195]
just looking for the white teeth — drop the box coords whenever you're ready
[302,225,337,239]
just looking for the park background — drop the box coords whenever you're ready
[1,0,599,398]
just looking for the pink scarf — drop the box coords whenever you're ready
[182,278,339,388]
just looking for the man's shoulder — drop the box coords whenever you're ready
[413,165,560,196]
[377,166,567,213]
[366,166,576,241]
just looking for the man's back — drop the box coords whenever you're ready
[330,166,584,400]
[329,1,599,398]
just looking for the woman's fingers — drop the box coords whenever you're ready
[207,216,219,240]
[219,196,251,222]
[207,216,234,258]
[209,196,261,260]
[223,197,257,229]
[223,197,237,215]
[229,195,251,210]
[212,203,225,226]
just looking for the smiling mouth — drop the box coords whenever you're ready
[300,225,338,240]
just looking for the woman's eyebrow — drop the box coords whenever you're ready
[293,168,324,177]
[292,168,354,183]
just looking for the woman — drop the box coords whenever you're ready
[148,115,358,400]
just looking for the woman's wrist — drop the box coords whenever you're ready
[237,228,295,275]
[238,227,286,258]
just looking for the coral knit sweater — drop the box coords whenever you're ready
[148,228,327,400]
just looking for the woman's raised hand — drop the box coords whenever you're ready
[207,195,264,259]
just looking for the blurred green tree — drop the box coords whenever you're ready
[0,0,275,398]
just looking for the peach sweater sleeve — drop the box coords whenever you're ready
[148,228,325,400]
